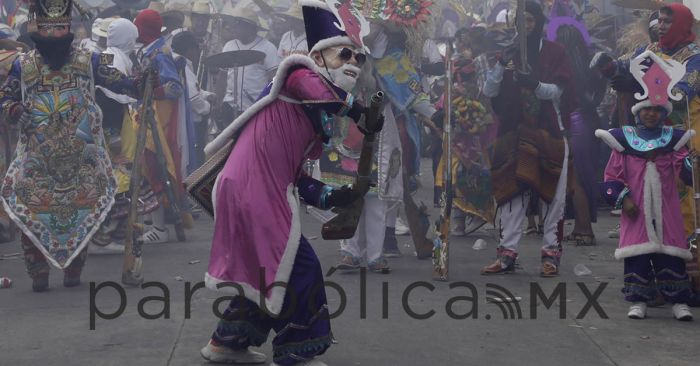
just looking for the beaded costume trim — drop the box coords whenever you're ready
[622,125,673,152]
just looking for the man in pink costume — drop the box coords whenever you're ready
[596,50,694,321]
[199,1,380,365]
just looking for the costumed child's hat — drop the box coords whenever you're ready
[629,50,686,115]
[300,0,370,54]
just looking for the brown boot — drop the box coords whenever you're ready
[540,261,559,277]
[480,259,515,275]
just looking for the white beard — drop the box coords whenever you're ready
[317,63,361,92]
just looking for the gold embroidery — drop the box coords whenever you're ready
[99,53,114,66]
[688,70,700,92]
[647,42,700,63]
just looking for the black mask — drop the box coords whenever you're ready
[30,32,75,71]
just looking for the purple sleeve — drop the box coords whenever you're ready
[297,174,333,209]
[600,150,629,208]
[675,147,693,186]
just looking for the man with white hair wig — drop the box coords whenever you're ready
[199,1,381,365]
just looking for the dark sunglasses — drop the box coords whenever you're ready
[332,47,367,66]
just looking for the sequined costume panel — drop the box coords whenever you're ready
[0,49,117,269]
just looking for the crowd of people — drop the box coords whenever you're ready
[1,0,700,365]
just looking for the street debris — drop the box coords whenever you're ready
[487,296,522,303]
[574,264,593,276]
[0,252,21,260]
[472,238,487,250]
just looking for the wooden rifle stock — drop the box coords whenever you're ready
[321,91,385,240]
[122,68,155,286]
[433,39,454,281]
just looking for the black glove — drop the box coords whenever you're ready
[348,102,385,135]
[325,184,366,208]
[357,113,384,136]
[347,102,365,122]
[514,71,540,90]
[610,74,642,93]
[499,46,518,67]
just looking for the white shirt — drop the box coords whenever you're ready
[222,37,280,111]
[277,31,308,58]
[421,39,443,93]
[422,39,443,64]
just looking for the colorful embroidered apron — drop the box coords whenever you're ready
[1,49,116,268]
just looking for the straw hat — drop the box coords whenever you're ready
[191,0,211,15]
[278,4,303,21]
[165,3,191,13]
[219,3,267,30]
[93,17,118,38]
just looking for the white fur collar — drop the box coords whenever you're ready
[205,54,320,156]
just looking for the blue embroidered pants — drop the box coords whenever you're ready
[210,236,332,365]
[623,253,692,304]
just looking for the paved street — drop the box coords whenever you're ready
[1,161,699,366]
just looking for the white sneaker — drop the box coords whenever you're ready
[395,218,410,236]
[627,302,647,319]
[140,227,169,244]
[200,342,266,364]
[672,303,693,321]
[89,242,125,255]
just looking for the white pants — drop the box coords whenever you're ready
[340,195,388,264]
[498,140,569,253]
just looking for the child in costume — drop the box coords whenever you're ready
[597,51,694,321]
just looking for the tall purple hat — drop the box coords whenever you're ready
[301,0,370,54]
